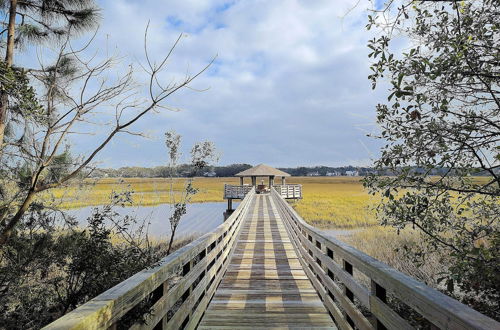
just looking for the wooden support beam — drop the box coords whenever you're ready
[268,175,275,188]
[371,280,388,330]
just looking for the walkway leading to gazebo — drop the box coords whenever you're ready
[198,194,334,328]
[224,163,302,211]
[45,187,500,330]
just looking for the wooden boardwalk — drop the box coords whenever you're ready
[45,188,500,330]
[198,194,336,329]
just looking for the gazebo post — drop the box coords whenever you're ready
[234,164,291,193]
[226,164,296,219]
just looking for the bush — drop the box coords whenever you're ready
[0,203,187,329]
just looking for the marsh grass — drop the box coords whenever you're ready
[45,176,377,228]
[287,177,378,228]
[334,226,495,326]
[46,176,483,230]
[339,226,443,287]
[44,177,241,209]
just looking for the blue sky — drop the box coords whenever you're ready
[29,0,389,168]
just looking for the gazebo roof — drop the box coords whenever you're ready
[235,164,291,177]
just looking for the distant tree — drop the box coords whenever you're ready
[365,0,499,318]
[164,130,218,254]
[214,163,251,177]
[0,0,100,150]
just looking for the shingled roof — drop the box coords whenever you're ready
[235,164,291,177]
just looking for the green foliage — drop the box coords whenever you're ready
[0,0,99,240]
[0,62,43,123]
[164,130,218,253]
[45,149,73,184]
[365,0,499,319]
[0,2,211,327]
[0,197,167,329]
[1,0,100,48]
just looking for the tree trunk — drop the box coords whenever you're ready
[0,188,34,246]
[0,0,18,150]
[166,226,178,255]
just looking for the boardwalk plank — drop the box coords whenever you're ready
[198,194,336,329]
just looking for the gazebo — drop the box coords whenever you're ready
[223,164,301,214]
[235,163,291,188]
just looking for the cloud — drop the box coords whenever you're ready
[29,0,388,168]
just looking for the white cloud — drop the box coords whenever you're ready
[24,0,388,167]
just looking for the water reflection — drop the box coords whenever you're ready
[67,202,238,240]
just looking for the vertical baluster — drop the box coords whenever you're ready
[371,280,387,330]
[317,240,328,293]
[187,259,196,320]
[326,248,335,301]
[343,259,355,327]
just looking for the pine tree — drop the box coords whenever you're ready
[0,0,100,149]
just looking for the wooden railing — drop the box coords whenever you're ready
[271,188,499,330]
[223,184,253,199]
[45,188,255,330]
[273,184,302,199]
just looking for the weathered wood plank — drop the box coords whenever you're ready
[46,187,498,330]
[370,295,414,330]
[271,188,500,330]
[198,194,336,329]
[276,196,372,330]
[291,223,371,308]
[43,190,255,330]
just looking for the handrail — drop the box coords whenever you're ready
[223,184,253,199]
[272,184,302,199]
[45,188,255,330]
[271,188,499,330]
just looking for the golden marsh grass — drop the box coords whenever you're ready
[286,177,378,228]
[45,177,240,208]
[339,226,443,287]
[46,176,376,228]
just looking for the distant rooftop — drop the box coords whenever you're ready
[235,164,291,177]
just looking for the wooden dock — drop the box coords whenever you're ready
[45,187,500,330]
[199,194,335,329]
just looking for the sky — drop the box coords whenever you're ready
[24,0,390,168]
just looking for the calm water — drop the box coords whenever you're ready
[67,202,237,240]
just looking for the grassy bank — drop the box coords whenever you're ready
[46,176,376,228]
[287,177,377,228]
[44,177,240,208]
[338,226,442,287]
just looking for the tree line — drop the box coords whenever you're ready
[90,164,497,178]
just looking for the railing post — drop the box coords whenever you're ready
[371,280,388,330]
[343,259,355,327]
[318,240,329,296]
[187,259,196,321]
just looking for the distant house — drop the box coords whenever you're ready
[307,171,320,176]
[203,171,217,177]
[326,171,340,176]
[345,170,359,176]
